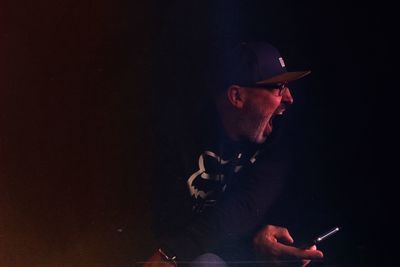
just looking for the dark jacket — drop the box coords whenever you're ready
[151,102,290,262]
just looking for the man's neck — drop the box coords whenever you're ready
[216,104,240,142]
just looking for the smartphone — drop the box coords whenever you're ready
[300,227,340,249]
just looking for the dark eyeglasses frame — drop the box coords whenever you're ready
[244,83,288,96]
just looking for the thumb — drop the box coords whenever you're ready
[275,227,294,245]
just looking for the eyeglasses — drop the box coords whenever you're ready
[245,83,288,96]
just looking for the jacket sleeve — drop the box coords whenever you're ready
[159,154,287,261]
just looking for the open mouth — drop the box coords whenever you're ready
[265,109,285,136]
[264,115,275,136]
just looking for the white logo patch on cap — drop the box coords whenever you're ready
[279,57,285,68]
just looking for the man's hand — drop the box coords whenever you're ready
[253,225,323,267]
[142,250,176,267]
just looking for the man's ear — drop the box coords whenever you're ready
[227,85,245,109]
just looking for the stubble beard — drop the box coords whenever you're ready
[250,115,270,144]
[238,113,271,144]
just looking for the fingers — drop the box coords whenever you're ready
[274,242,324,260]
[261,225,294,245]
[274,226,294,245]
[301,259,311,267]
[255,224,324,265]
[300,246,317,267]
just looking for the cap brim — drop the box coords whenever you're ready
[256,70,311,85]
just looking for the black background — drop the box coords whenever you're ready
[1,0,395,266]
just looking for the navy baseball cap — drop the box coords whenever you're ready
[220,42,311,87]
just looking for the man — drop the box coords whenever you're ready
[144,42,323,266]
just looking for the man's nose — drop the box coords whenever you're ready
[282,88,294,105]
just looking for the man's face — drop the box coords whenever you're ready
[238,86,294,144]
